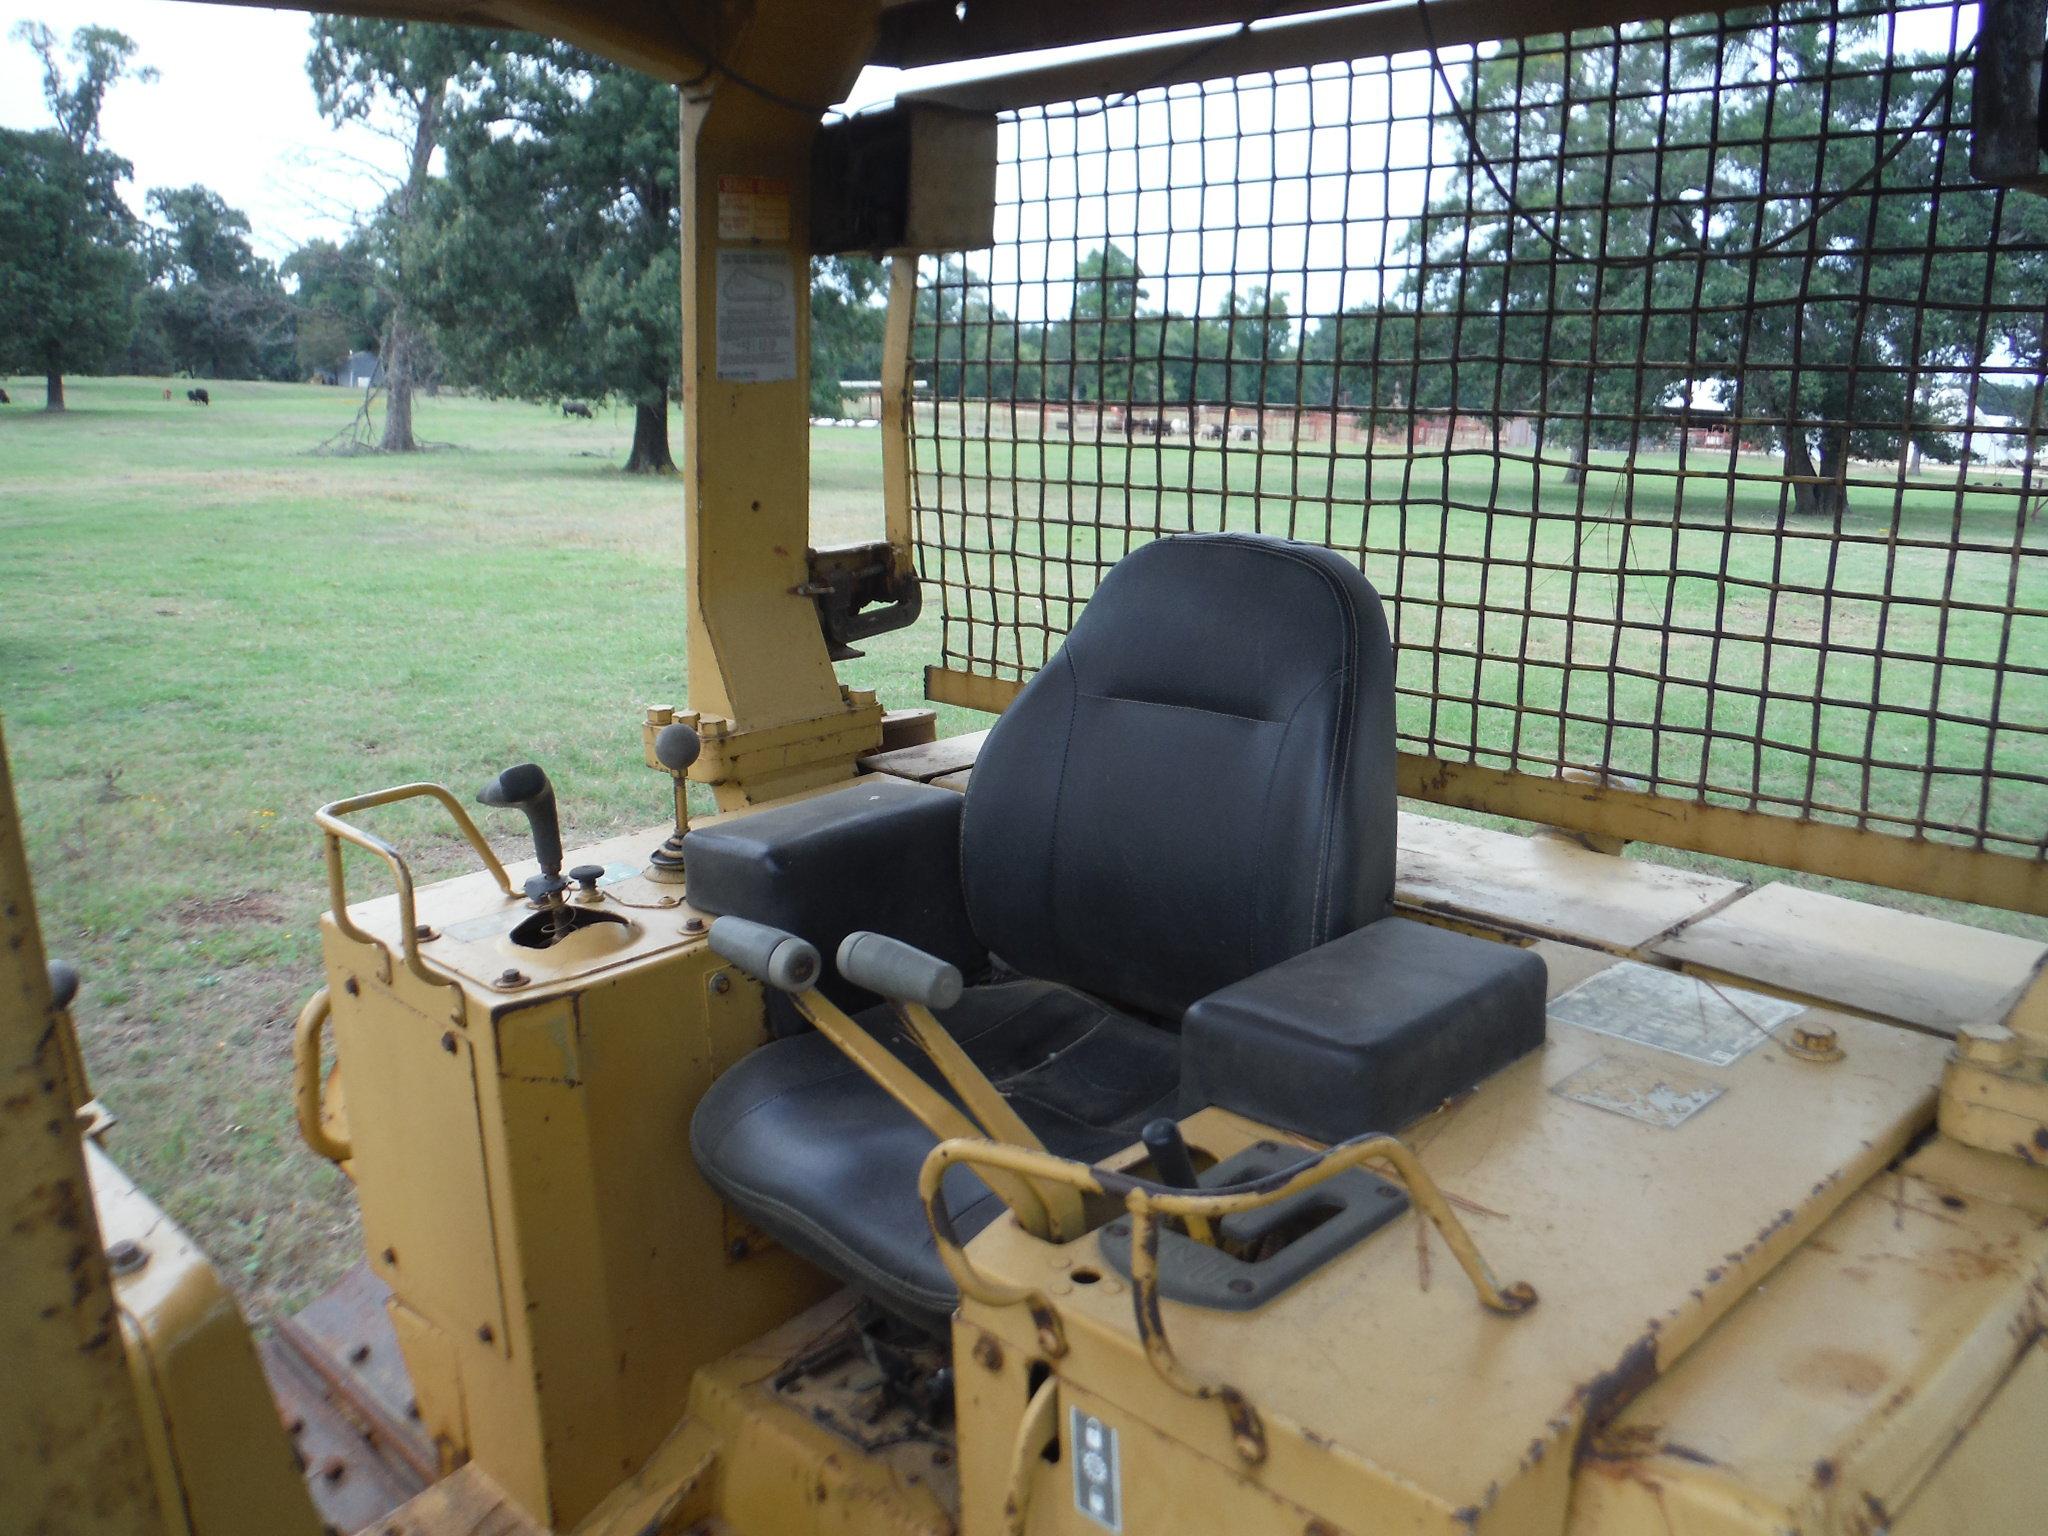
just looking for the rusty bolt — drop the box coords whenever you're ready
[683,916,706,934]
[439,1031,458,1055]
[1958,1023,2023,1069]
[1784,1021,1844,1063]
[349,1342,372,1365]
[322,1456,348,1483]
[343,976,360,997]
[496,967,529,988]
[709,971,731,995]
[476,1324,494,1345]
[414,924,437,941]
[971,1335,1004,1373]
[105,1239,148,1276]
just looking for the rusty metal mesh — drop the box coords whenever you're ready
[907,0,2048,869]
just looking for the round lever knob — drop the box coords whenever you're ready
[654,721,702,774]
[568,864,604,893]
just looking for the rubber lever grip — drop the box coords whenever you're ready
[1142,1118,1203,1191]
[709,916,822,994]
[477,762,564,880]
[837,932,964,1010]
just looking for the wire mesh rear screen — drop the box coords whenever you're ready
[907,0,2048,877]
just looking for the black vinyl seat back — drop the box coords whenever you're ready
[960,532,1397,1020]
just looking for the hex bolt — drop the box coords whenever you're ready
[1958,1023,2023,1069]
[1785,1021,1844,1063]
[414,924,438,941]
[105,1239,148,1276]
[709,971,731,995]
[497,968,529,989]
[683,916,706,934]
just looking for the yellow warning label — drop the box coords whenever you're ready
[717,175,790,242]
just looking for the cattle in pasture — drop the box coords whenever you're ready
[187,388,210,405]
[562,400,593,418]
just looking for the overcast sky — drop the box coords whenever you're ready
[0,0,1019,263]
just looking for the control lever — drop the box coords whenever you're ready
[646,720,702,883]
[1142,1118,1216,1245]
[478,764,569,935]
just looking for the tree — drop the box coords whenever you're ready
[811,256,888,417]
[0,24,150,409]
[308,19,493,451]
[414,38,682,470]
[283,234,387,380]
[133,186,295,379]
[1402,15,2043,515]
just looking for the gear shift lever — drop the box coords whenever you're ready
[478,763,567,914]
[646,720,701,883]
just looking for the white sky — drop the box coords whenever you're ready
[0,0,1017,263]
[0,0,1978,317]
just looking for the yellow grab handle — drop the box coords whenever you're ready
[293,987,351,1164]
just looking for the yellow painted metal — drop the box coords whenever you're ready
[0,719,166,1536]
[89,1143,323,1536]
[1566,1138,2048,1535]
[882,253,918,574]
[1937,954,2048,1164]
[323,818,838,1529]
[291,985,351,1164]
[784,986,1065,1237]
[677,1,888,806]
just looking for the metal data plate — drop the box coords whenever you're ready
[1548,960,1806,1067]
[1071,1406,1122,1532]
[1551,1053,1726,1129]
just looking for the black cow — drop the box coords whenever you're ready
[562,400,593,418]
[187,388,211,406]
[0,387,11,405]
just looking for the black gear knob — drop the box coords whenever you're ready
[478,762,564,882]
[654,721,702,774]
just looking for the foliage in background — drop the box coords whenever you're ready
[809,255,890,416]
[128,186,297,381]
[0,23,150,409]
[416,37,682,471]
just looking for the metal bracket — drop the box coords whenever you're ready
[800,541,923,660]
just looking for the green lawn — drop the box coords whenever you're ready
[0,375,977,1319]
[2,375,2041,1324]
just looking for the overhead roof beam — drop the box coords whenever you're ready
[899,0,1727,114]
[870,0,1354,68]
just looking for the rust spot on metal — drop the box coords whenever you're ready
[1861,1492,1891,1526]
[1813,1457,1838,1488]
[2034,1128,2048,1153]
[1939,1192,1967,1209]
[1577,1330,1661,1429]
[1220,1385,1267,1465]
[1304,1522,1342,1536]
[971,1334,1003,1373]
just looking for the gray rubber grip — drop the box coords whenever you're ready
[837,931,964,1010]
[708,916,821,993]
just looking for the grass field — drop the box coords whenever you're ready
[0,375,977,1320]
[3,373,2043,1325]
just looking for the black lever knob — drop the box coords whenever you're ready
[1142,1118,1203,1191]
[654,721,702,774]
[478,763,564,882]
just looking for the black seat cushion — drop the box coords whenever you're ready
[960,532,1397,1019]
[691,981,1179,1332]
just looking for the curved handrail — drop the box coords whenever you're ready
[291,986,351,1164]
[919,1131,1537,1463]
[315,782,515,1000]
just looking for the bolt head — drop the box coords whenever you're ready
[1959,1023,2023,1068]
[496,968,529,989]
[1786,1020,1844,1063]
[106,1239,148,1276]
[710,971,731,994]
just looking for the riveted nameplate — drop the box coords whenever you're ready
[1549,960,1805,1067]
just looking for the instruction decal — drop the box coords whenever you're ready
[715,248,798,383]
[716,174,790,241]
[1071,1406,1122,1532]
[1548,960,1805,1067]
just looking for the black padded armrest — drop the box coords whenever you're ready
[1180,916,1546,1143]
[682,778,983,1017]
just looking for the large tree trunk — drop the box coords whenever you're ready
[1782,422,1847,518]
[624,398,675,473]
[43,368,64,412]
[379,318,416,453]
